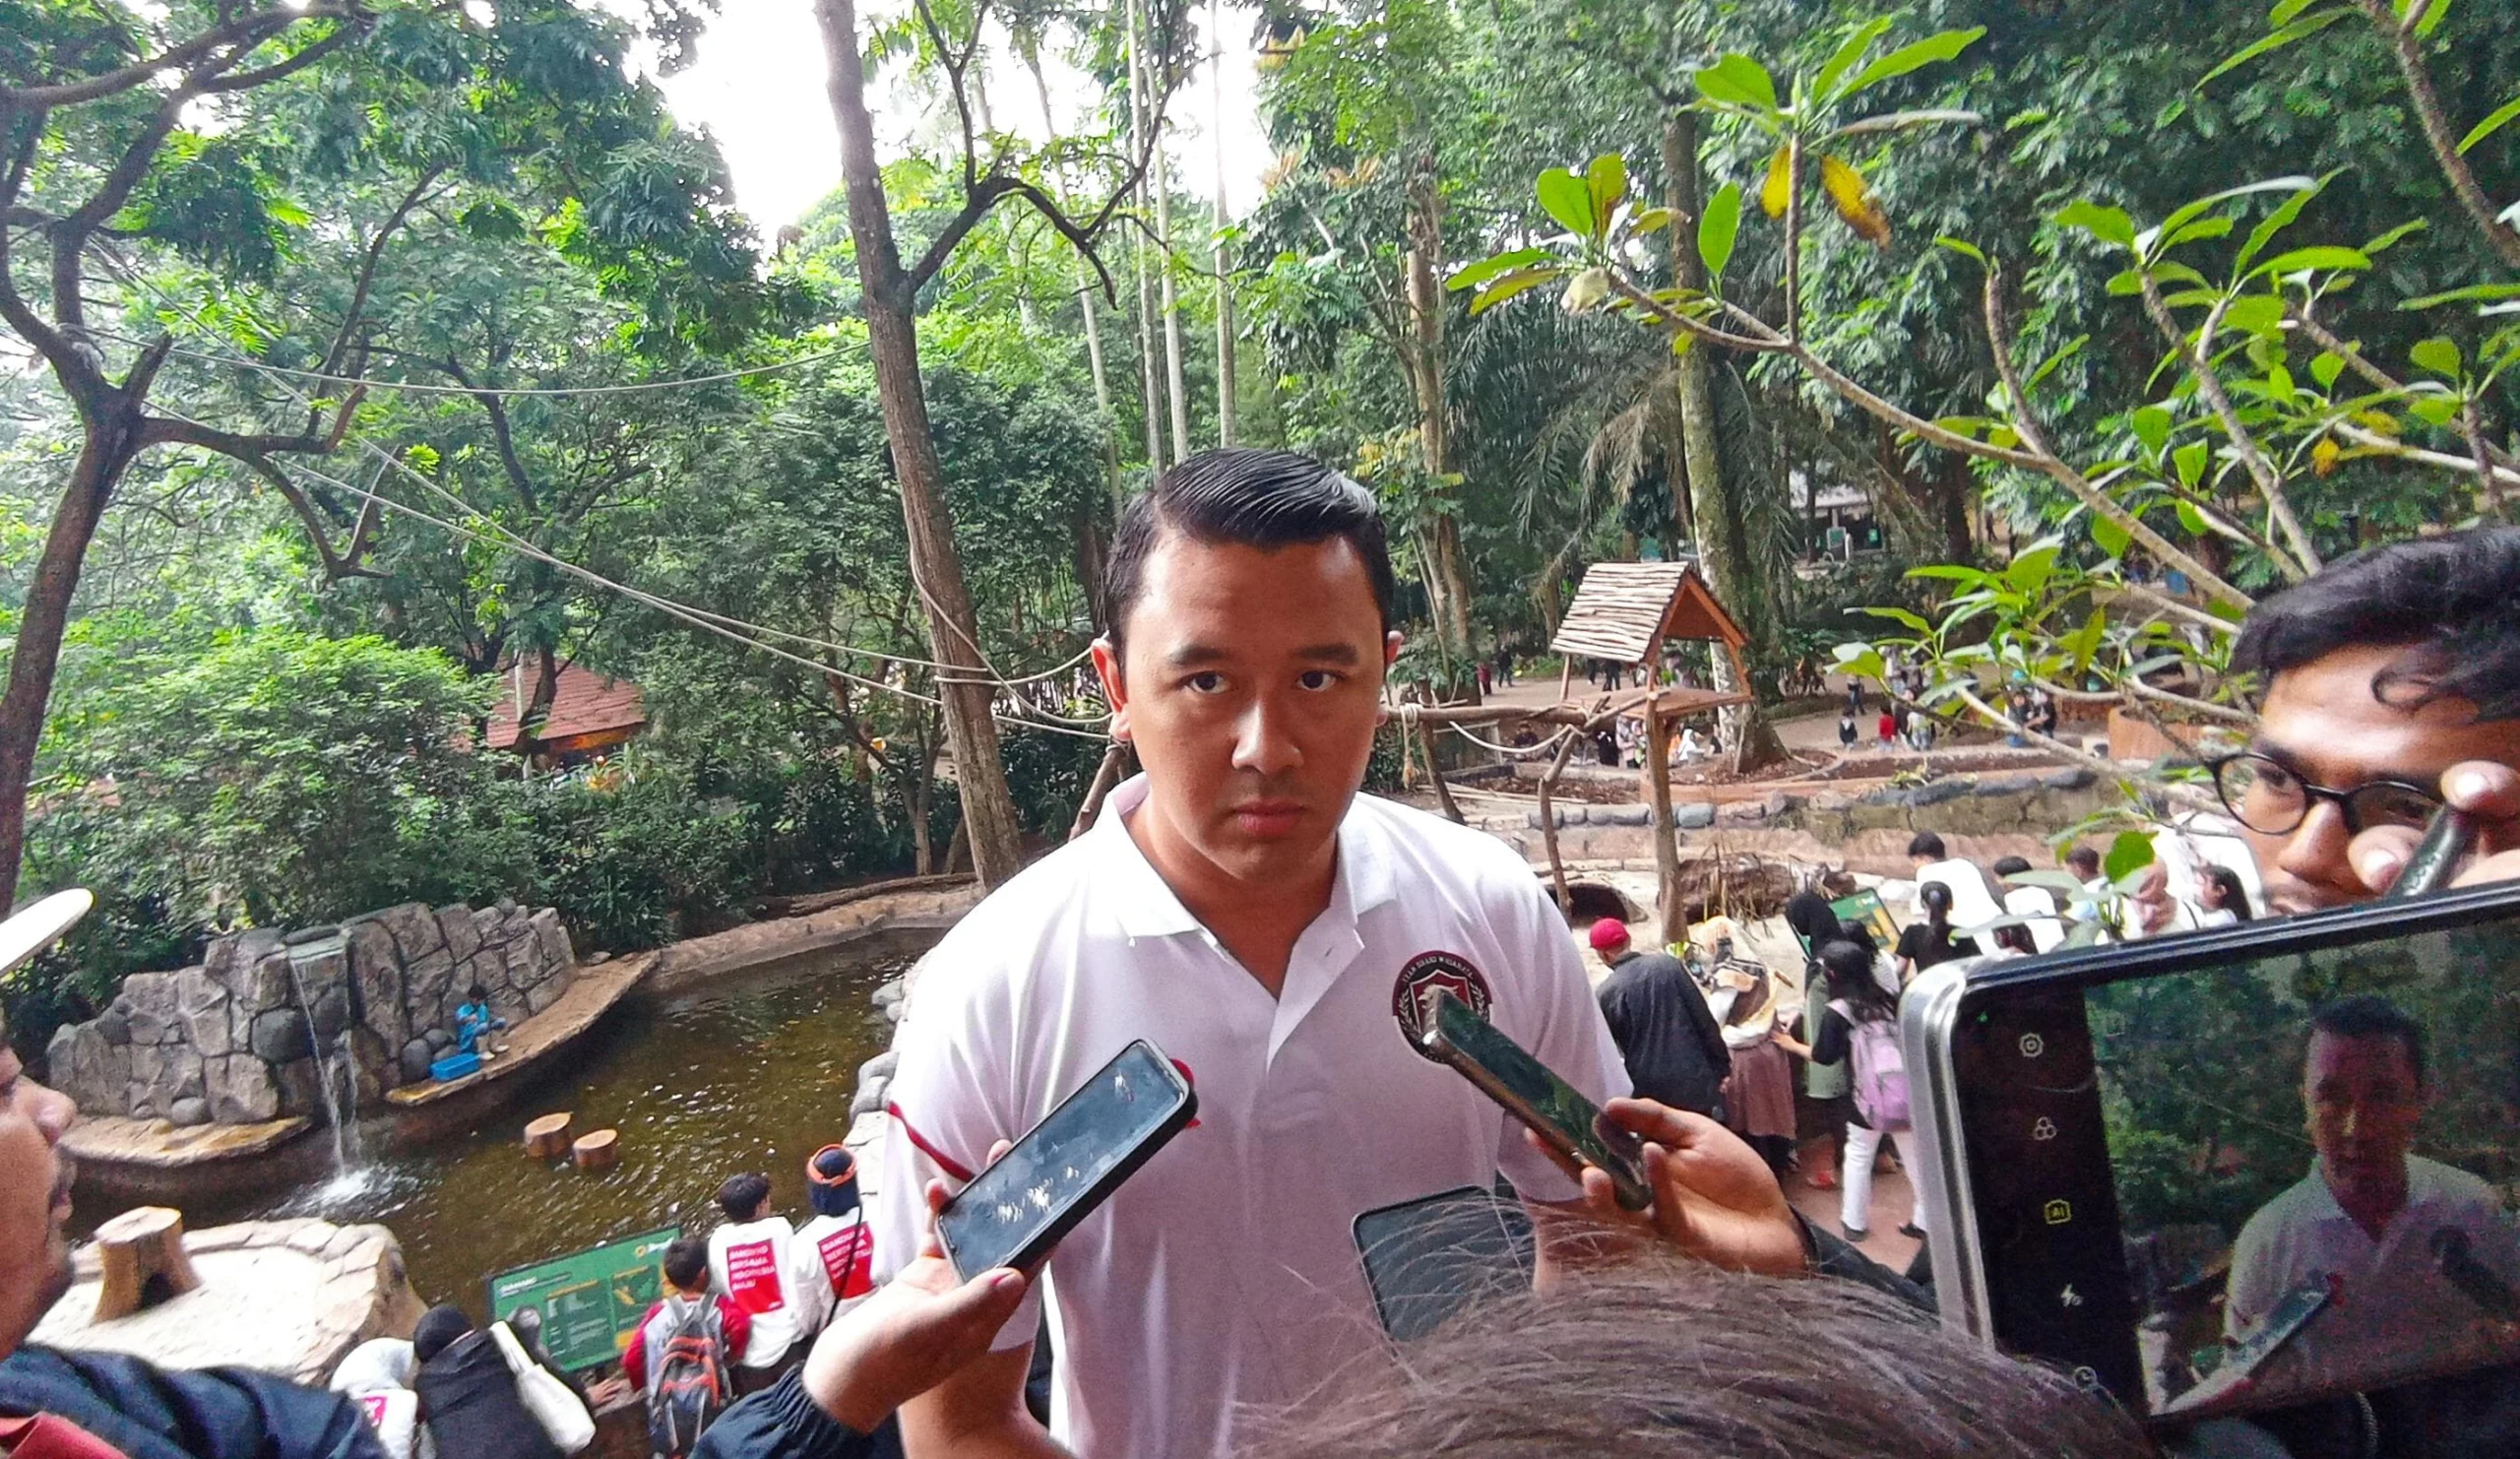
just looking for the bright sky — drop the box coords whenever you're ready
[632,0,1276,237]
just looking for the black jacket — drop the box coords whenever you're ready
[1596,950,1732,1118]
[0,1345,384,1459]
[693,1370,890,1459]
[412,1329,565,1459]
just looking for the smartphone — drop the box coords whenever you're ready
[1418,989,1653,1211]
[934,1040,1197,1280]
[1353,1184,1536,1342]
[1903,879,2520,1432]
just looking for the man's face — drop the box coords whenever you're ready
[0,1033,79,1360]
[1093,529,1398,896]
[2303,1030,2426,1214]
[2246,644,2520,914]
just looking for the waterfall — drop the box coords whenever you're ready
[284,941,364,1176]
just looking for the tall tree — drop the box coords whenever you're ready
[812,0,1183,886]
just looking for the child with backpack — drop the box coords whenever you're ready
[1810,940,1922,1244]
[626,1237,748,1459]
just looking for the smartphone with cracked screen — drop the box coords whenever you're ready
[934,1039,1197,1280]
[1419,989,1652,1212]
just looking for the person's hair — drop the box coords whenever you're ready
[1833,919,1879,958]
[1907,831,1947,860]
[1098,449,1397,655]
[2310,994,2426,1089]
[1920,880,1952,935]
[717,1172,772,1222]
[1782,889,1838,947]
[2202,864,2253,920]
[413,1303,474,1364]
[1992,923,2038,955]
[662,1237,711,1293]
[2064,846,2101,877]
[466,984,487,1001]
[1991,855,2033,879]
[1819,940,1893,1022]
[1237,1259,2150,1459]
[2230,526,2520,720]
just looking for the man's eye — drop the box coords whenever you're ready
[1184,672,1227,694]
[1297,670,1341,691]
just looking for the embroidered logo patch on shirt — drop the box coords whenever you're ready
[1392,950,1494,1058]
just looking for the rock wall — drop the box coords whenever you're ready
[47,901,574,1127]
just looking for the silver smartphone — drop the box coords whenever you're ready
[1903,880,2520,1434]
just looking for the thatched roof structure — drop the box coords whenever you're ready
[1546,561,1748,666]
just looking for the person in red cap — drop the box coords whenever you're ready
[1590,919,1732,1120]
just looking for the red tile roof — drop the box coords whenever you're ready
[485,660,648,750]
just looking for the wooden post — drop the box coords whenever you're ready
[1419,718,1465,825]
[1067,740,1132,842]
[1556,656,1574,704]
[524,1112,573,1159]
[1645,696,1685,949]
[92,1206,201,1321]
[572,1129,620,1172]
[1537,728,1585,918]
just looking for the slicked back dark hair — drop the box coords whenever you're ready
[1100,449,1397,657]
[2231,527,2520,720]
[662,1236,711,1292]
[717,1172,771,1222]
[2311,993,2426,1089]
[1907,831,1947,860]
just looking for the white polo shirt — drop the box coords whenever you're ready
[873,775,1627,1459]
[2225,1155,2520,1395]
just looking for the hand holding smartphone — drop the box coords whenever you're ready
[1418,990,1653,1211]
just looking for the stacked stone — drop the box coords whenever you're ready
[45,901,576,1128]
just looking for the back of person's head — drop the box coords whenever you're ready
[1237,1259,2150,1459]
[1991,855,2033,879]
[2230,526,2520,720]
[1817,940,1891,1019]
[1920,880,1953,930]
[412,1303,473,1364]
[662,1237,711,1294]
[2203,864,2253,920]
[1833,919,1878,958]
[1100,449,1396,655]
[1907,831,1947,860]
[717,1172,772,1223]
[2064,845,2101,877]
[1782,889,1837,947]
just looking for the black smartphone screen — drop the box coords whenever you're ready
[1426,990,1650,1205]
[935,1040,1193,1280]
[1353,1185,1535,1342]
[1948,885,2520,1428]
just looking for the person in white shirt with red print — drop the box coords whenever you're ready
[707,1173,802,1378]
[872,450,1634,1459]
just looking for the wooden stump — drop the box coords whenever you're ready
[523,1112,573,1159]
[93,1206,201,1321]
[571,1129,619,1172]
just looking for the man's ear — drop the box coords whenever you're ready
[1383,630,1405,669]
[1091,636,1130,742]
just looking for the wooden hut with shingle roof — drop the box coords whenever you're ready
[1546,560,1755,723]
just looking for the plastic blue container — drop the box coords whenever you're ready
[429,1050,481,1084]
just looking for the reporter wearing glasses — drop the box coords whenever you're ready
[2221,529,2520,915]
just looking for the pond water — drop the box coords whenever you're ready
[133,930,928,1310]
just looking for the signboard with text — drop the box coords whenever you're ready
[485,1226,678,1372]
[1826,890,1903,953]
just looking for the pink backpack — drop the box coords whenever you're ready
[1831,1000,1911,1131]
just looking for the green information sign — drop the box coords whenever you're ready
[485,1226,677,1373]
[1826,889,1903,953]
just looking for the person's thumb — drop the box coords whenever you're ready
[909,1268,1029,1344]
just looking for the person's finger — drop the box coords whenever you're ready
[986,1138,1015,1166]
[904,1267,1030,1349]
[1522,1125,1588,1187]
[2441,760,2520,817]
[2348,824,2424,895]
[2453,849,2520,891]
[1600,1096,1696,1148]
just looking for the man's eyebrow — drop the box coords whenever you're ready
[1295,643,1361,666]
[1163,643,1231,669]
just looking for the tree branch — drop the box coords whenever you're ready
[440,355,539,514]
[2138,274,2316,576]
[2356,0,2520,268]
[324,164,447,377]
[199,19,363,94]
[246,457,383,580]
[0,5,343,108]
[139,385,364,456]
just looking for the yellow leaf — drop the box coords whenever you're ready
[1760,147,1794,219]
[1819,155,1890,246]
[2311,436,2341,476]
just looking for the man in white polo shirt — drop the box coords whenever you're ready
[872,449,1628,1459]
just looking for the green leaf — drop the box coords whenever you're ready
[1695,54,1779,112]
[2091,513,2132,558]
[2175,500,2211,536]
[2270,0,2320,22]
[1833,644,1888,680]
[2250,245,2371,278]
[2310,350,2347,389]
[2058,200,2136,248]
[2174,441,2210,487]
[2131,405,2174,454]
[2104,830,2158,885]
[2400,282,2520,310]
[2409,394,2461,426]
[1934,235,1986,264]
[1842,27,1986,98]
[1535,168,1594,238]
[2222,294,2286,337]
[2027,335,2088,389]
[2410,336,2464,377]
[2164,216,2236,248]
[2106,267,2146,296]
[2006,541,2061,595]
[2363,219,2428,254]
[2457,94,2520,154]
[1584,156,1628,240]
[1859,606,1933,635]
[2148,177,2319,257]
[2066,606,2108,677]
[2409,0,2453,38]
[1699,181,1742,281]
[1470,267,1563,314]
[2198,9,2347,88]
[1446,248,1553,291]
[1816,17,1897,98]
[2233,174,2331,273]
[1627,207,1675,235]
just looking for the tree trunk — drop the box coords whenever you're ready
[1403,166,1474,676]
[1662,111,1784,769]
[1023,45,1124,508]
[0,413,144,912]
[1127,0,1167,470]
[1156,146,1191,464]
[1210,0,1238,448]
[816,0,1026,888]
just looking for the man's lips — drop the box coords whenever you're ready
[1228,800,1305,836]
[49,1159,74,1219]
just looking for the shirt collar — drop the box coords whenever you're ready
[2302,1155,2437,1230]
[1089,774,1397,939]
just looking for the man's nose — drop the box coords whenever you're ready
[2278,798,2357,891]
[30,1078,76,1144]
[1230,695,1301,776]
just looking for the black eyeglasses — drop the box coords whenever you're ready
[2206,751,2441,837]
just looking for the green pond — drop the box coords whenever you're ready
[141,930,927,1310]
